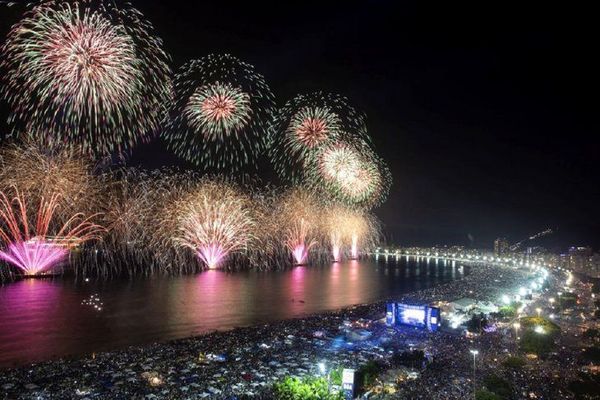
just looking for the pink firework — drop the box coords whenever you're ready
[295,116,329,148]
[201,92,238,122]
[330,231,342,262]
[292,243,309,265]
[0,241,68,276]
[285,218,317,265]
[174,181,254,270]
[351,234,359,259]
[184,82,251,140]
[197,243,226,270]
[332,244,341,262]
[0,188,104,276]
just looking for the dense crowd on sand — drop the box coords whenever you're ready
[1,262,595,399]
[390,318,579,400]
[398,261,530,305]
[389,268,598,400]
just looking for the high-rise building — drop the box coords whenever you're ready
[568,246,594,275]
[589,254,600,277]
[494,238,509,255]
[568,246,592,257]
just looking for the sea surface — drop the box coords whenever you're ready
[0,256,466,368]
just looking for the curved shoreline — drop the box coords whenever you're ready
[0,261,528,398]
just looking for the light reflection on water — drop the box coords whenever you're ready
[0,257,465,368]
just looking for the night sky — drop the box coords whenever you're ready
[1,1,598,250]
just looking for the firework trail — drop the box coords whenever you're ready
[243,187,285,270]
[89,169,208,277]
[0,144,384,276]
[165,54,275,172]
[0,141,104,218]
[274,189,323,265]
[0,141,109,277]
[285,218,317,265]
[0,141,113,278]
[324,205,351,262]
[86,168,157,277]
[80,169,247,277]
[269,92,370,184]
[0,187,104,276]
[345,210,379,259]
[1,0,172,156]
[323,205,380,261]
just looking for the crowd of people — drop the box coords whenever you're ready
[389,267,598,399]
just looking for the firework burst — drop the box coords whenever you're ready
[0,141,104,217]
[324,205,351,262]
[273,189,323,265]
[346,210,379,259]
[310,140,391,208]
[1,0,172,156]
[270,92,369,183]
[184,82,251,140]
[323,205,380,261]
[165,54,275,172]
[165,180,255,269]
[0,187,104,276]
[289,106,341,148]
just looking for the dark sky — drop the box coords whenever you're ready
[1,1,598,250]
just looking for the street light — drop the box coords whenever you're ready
[535,325,545,334]
[318,362,331,394]
[470,349,479,400]
[318,362,326,375]
[556,291,563,313]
